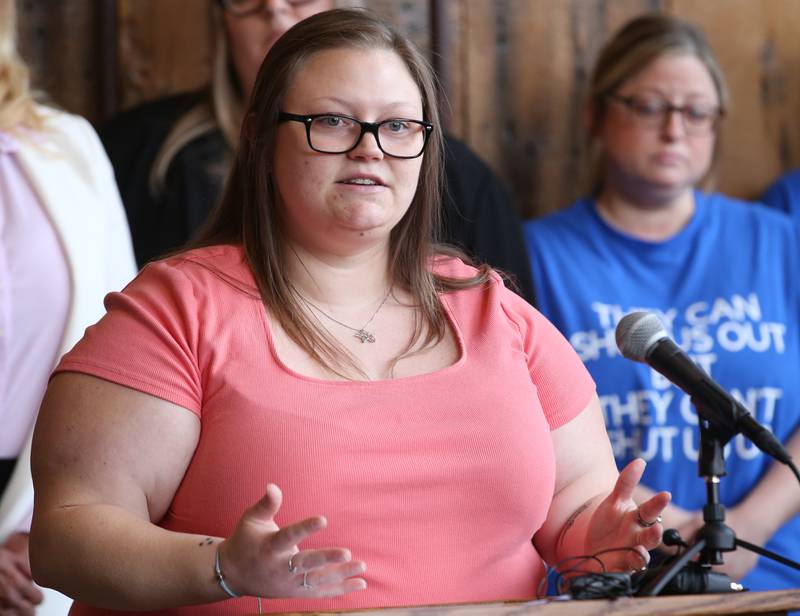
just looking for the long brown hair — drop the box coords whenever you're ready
[585,13,730,194]
[192,8,489,377]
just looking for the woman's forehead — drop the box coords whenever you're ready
[622,52,718,99]
[283,47,423,111]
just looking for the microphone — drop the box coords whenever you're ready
[632,561,743,594]
[615,311,793,466]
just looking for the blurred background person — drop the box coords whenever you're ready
[30,10,667,614]
[761,167,800,219]
[0,0,137,613]
[524,13,800,590]
[100,0,536,303]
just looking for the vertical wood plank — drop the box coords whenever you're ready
[441,0,800,217]
[667,0,800,199]
[16,3,103,122]
[116,0,214,110]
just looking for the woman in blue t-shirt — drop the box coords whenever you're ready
[525,13,800,590]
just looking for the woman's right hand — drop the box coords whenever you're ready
[217,484,367,599]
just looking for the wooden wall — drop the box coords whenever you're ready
[442,0,800,215]
[16,0,800,219]
[16,3,110,125]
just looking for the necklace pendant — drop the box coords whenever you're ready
[354,329,376,343]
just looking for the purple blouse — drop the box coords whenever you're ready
[0,130,70,459]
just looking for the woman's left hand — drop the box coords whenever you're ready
[584,458,671,572]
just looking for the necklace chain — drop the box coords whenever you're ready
[291,285,392,343]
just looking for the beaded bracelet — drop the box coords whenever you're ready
[214,544,241,599]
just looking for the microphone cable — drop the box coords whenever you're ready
[538,547,645,600]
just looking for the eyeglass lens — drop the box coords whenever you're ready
[221,0,261,15]
[614,95,720,133]
[310,115,427,158]
[221,0,320,16]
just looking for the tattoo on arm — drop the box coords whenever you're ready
[557,502,591,547]
[198,537,214,547]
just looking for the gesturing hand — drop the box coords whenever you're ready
[217,484,367,599]
[585,459,671,572]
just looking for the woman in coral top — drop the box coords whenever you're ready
[29,9,668,615]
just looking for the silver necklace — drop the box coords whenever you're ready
[292,285,392,343]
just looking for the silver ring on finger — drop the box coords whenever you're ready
[302,571,313,590]
[289,554,298,573]
[636,507,662,528]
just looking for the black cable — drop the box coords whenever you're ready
[536,554,604,599]
[541,547,643,600]
[568,572,633,599]
[789,460,800,485]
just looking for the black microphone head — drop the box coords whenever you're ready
[615,311,669,362]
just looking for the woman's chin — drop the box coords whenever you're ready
[339,219,390,237]
[333,205,397,235]
[638,171,697,195]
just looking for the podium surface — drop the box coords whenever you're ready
[271,589,800,616]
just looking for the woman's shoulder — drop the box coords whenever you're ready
[704,191,796,227]
[34,104,90,131]
[140,244,259,297]
[31,104,99,146]
[431,253,484,278]
[101,91,206,136]
[523,197,596,254]
[432,252,512,292]
[761,169,800,216]
[433,253,537,315]
[17,105,110,169]
[767,168,800,190]
[524,197,593,232]
[98,91,211,157]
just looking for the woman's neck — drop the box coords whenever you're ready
[595,184,696,242]
[284,241,392,307]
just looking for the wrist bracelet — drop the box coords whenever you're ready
[214,544,241,599]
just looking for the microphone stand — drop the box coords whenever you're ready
[635,398,800,596]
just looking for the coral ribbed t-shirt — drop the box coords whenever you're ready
[56,245,594,615]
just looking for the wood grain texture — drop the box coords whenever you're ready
[14,1,800,217]
[442,0,800,216]
[116,0,214,109]
[16,2,105,123]
[266,588,800,616]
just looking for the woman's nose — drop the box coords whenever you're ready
[347,130,385,160]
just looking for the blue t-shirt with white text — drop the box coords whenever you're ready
[525,192,800,590]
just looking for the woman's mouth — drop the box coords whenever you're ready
[338,175,386,187]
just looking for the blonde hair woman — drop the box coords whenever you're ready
[525,13,800,589]
[100,0,536,302]
[0,1,137,612]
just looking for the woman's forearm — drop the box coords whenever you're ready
[726,428,800,545]
[550,496,603,569]
[30,504,226,610]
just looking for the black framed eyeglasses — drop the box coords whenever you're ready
[217,0,321,17]
[607,93,724,135]
[278,112,434,159]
